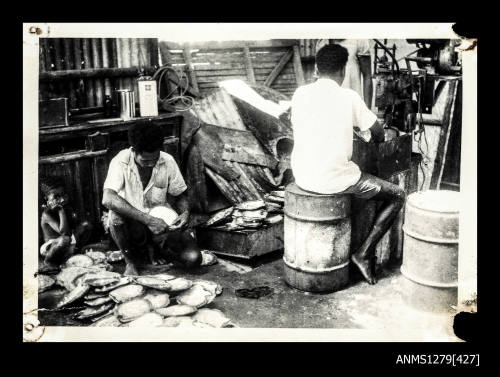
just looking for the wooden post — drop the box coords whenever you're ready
[121,38,132,91]
[116,38,124,90]
[430,79,460,189]
[39,39,47,73]
[101,38,112,96]
[159,42,172,66]
[292,45,305,86]
[149,38,159,68]
[137,38,147,69]
[42,39,53,72]
[264,49,293,87]
[39,39,50,102]
[130,38,140,105]
[86,132,110,221]
[82,38,95,107]
[91,38,104,107]
[72,38,84,108]
[243,45,256,84]
[62,39,77,109]
[52,38,64,70]
[110,39,120,91]
[182,45,199,92]
[52,38,65,96]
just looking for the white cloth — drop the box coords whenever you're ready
[290,78,377,194]
[103,148,187,216]
[315,39,371,97]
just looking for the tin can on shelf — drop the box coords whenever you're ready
[116,89,135,120]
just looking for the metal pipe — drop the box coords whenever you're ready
[373,39,400,74]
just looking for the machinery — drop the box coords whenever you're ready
[373,39,462,133]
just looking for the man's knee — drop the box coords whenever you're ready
[395,187,406,205]
[80,220,93,231]
[179,248,202,269]
[56,235,71,248]
[109,211,126,227]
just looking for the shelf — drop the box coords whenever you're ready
[39,112,183,143]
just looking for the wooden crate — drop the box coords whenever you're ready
[352,134,412,179]
[195,221,284,259]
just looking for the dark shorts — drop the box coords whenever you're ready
[340,173,383,200]
[108,211,198,254]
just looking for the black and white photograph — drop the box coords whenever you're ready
[22,23,477,343]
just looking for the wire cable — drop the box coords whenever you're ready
[153,65,195,112]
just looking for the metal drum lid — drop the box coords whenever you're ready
[407,190,460,214]
[404,190,459,242]
[284,183,351,221]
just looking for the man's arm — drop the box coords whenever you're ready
[42,208,70,236]
[358,55,373,108]
[57,207,71,236]
[102,188,167,234]
[369,120,385,143]
[168,190,190,230]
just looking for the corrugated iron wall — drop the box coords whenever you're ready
[159,41,299,98]
[298,39,317,59]
[39,38,159,109]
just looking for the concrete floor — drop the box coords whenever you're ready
[38,252,459,340]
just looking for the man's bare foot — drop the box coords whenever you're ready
[151,257,167,266]
[147,245,167,266]
[351,254,377,285]
[124,263,139,276]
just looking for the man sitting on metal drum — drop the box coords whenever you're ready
[102,122,202,276]
[290,44,406,285]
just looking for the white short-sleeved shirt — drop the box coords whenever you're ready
[290,78,377,194]
[103,148,187,214]
[315,39,371,97]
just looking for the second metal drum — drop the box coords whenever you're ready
[401,190,459,312]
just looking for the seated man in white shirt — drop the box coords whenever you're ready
[102,123,202,275]
[290,44,406,285]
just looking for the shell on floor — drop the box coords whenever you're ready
[143,291,170,310]
[109,284,145,303]
[161,316,194,327]
[192,308,231,328]
[106,250,124,263]
[126,312,164,327]
[56,284,90,309]
[38,274,56,293]
[155,305,197,317]
[115,298,152,323]
[84,296,113,307]
[85,251,107,264]
[134,276,172,291]
[193,280,223,296]
[64,254,94,268]
[175,284,216,308]
[90,314,122,327]
[166,278,193,292]
[73,302,115,320]
[94,277,132,293]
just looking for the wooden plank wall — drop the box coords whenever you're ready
[39,38,159,110]
[159,40,300,98]
[39,156,106,230]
